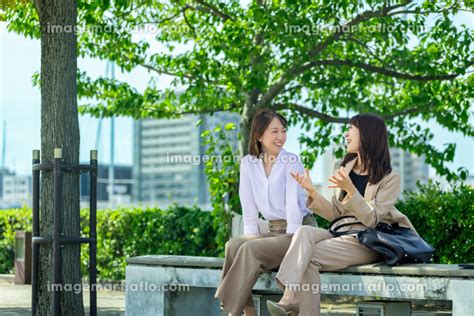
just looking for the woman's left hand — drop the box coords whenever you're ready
[328,167,357,197]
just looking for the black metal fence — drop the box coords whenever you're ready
[31,148,98,316]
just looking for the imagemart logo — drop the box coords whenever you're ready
[46,281,191,294]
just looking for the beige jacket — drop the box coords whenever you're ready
[307,158,417,233]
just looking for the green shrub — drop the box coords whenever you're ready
[81,204,219,280]
[1,183,472,279]
[0,205,218,280]
[200,122,240,255]
[396,182,473,264]
[0,206,32,273]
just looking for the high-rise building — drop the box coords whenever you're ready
[390,148,429,193]
[80,164,133,209]
[132,112,240,208]
[0,171,32,208]
[0,168,14,200]
[318,146,340,200]
[467,174,474,187]
[318,146,429,197]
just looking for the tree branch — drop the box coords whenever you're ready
[113,2,148,19]
[147,103,240,117]
[274,103,349,123]
[387,3,459,16]
[257,0,414,107]
[281,84,303,95]
[246,1,265,110]
[341,34,389,67]
[141,63,228,87]
[382,107,423,120]
[119,10,182,28]
[141,63,195,79]
[182,7,196,37]
[303,59,472,81]
[274,103,423,124]
[191,0,233,21]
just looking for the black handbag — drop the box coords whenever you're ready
[329,215,435,266]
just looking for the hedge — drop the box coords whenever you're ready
[396,182,473,264]
[0,206,32,274]
[0,182,472,280]
[0,204,219,280]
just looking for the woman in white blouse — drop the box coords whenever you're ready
[215,109,317,316]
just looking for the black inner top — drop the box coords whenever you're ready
[341,170,369,199]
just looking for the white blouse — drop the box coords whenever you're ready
[239,149,312,235]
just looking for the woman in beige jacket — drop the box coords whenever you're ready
[267,113,417,316]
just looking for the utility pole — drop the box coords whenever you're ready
[108,62,115,208]
[2,121,6,170]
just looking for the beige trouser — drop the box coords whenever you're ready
[215,215,316,315]
[275,226,381,316]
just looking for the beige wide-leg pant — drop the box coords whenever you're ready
[275,226,381,316]
[215,215,316,315]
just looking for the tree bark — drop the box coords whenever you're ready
[239,8,265,157]
[34,0,84,315]
[239,103,260,156]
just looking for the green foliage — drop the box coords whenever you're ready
[0,205,219,280]
[0,206,32,273]
[3,0,473,180]
[200,121,240,255]
[0,183,473,278]
[396,181,474,264]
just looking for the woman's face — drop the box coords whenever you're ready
[345,124,360,154]
[259,117,287,156]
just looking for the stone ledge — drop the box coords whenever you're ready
[126,255,224,269]
[126,255,474,278]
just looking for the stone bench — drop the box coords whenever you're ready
[125,255,474,316]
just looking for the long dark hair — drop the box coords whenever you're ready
[248,109,287,156]
[341,114,392,184]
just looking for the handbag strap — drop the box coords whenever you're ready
[329,215,364,237]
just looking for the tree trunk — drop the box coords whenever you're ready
[34,0,84,315]
[239,98,261,155]
[239,108,252,156]
[239,22,264,156]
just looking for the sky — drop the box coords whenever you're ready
[0,13,473,183]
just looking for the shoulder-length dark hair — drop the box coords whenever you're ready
[341,113,392,184]
[248,109,287,156]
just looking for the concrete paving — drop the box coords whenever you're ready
[0,281,356,316]
[0,277,451,316]
[0,282,125,316]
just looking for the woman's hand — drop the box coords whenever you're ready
[290,169,315,195]
[328,167,357,197]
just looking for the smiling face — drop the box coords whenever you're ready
[258,117,287,156]
[345,124,360,154]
